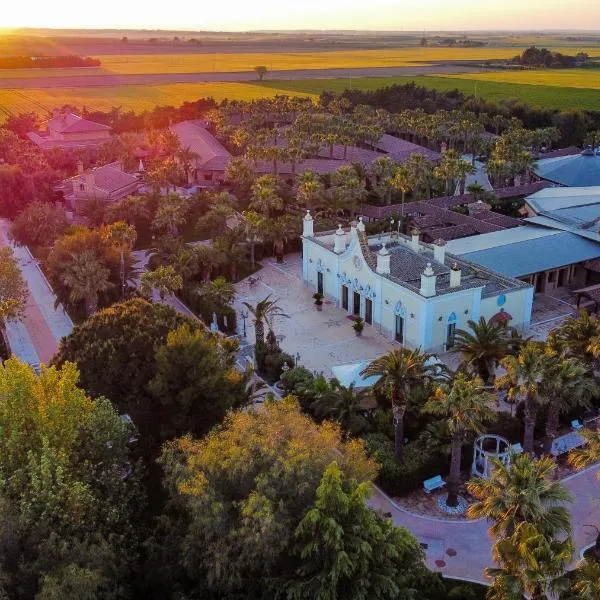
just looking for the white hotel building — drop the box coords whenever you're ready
[302,212,534,353]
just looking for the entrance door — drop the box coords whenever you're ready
[342,285,349,310]
[395,315,404,343]
[365,299,373,324]
[317,272,324,295]
[446,323,456,349]
[353,292,361,316]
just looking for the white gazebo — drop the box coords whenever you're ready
[472,434,513,479]
[331,362,381,389]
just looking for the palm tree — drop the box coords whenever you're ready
[103,221,137,300]
[496,342,548,453]
[360,348,443,461]
[61,250,114,317]
[467,453,573,539]
[249,174,283,218]
[572,558,600,599]
[569,427,600,478]
[389,165,414,223]
[197,276,236,310]
[176,146,198,183]
[487,522,573,600]
[310,380,369,436]
[139,265,183,300]
[453,317,512,384]
[152,194,187,236]
[370,156,398,206]
[539,349,597,454]
[424,372,495,507]
[242,294,288,347]
[295,170,326,213]
[548,309,600,365]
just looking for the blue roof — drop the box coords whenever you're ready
[534,152,600,187]
[461,232,600,277]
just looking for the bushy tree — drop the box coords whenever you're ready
[10,201,68,248]
[0,246,28,322]
[0,358,142,599]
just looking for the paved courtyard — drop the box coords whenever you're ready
[234,254,396,376]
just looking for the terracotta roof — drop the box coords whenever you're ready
[372,134,440,163]
[170,120,231,170]
[64,162,138,194]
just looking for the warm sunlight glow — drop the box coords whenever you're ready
[2,0,599,31]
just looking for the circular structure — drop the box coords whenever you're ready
[472,434,511,479]
[436,494,468,515]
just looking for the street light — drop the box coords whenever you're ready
[295,352,301,366]
[241,309,249,338]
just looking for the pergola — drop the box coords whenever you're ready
[574,283,600,313]
[472,434,512,479]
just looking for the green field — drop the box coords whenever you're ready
[1,73,599,123]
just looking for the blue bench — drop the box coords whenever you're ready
[423,475,446,494]
[572,419,584,431]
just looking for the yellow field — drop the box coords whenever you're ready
[0,83,315,120]
[442,69,600,90]
[2,47,600,79]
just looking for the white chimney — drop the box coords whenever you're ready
[376,243,391,274]
[411,229,420,252]
[333,224,347,254]
[303,210,314,238]
[433,238,446,265]
[356,216,365,233]
[420,263,436,297]
[450,262,462,288]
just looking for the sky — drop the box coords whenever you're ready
[2,0,599,31]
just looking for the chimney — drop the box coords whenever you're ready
[333,224,347,254]
[77,160,84,174]
[303,210,314,238]
[450,262,462,288]
[376,243,391,274]
[411,228,420,252]
[433,238,446,265]
[420,263,436,297]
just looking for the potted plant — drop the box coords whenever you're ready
[353,317,364,337]
[313,292,323,311]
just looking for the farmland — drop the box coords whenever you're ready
[2,46,600,80]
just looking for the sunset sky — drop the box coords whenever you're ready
[3,0,599,31]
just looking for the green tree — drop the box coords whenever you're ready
[53,299,194,448]
[467,453,572,539]
[496,342,548,453]
[310,380,369,436]
[250,174,284,218]
[224,157,256,201]
[254,65,268,81]
[424,372,495,507]
[140,264,184,300]
[0,246,28,322]
[361,348,442,461]
[103,220,137,300]
[572,558,600,599]
[158,398,378,599]
[548,309,600,365]
[285,461,442,600]
[147,324,251,440]
[60,250,114,317]
[243,293,288,348]
[10,201,67,248]
[196,275,236,310]
[453,317,512,384]
[0,358,141,600]
[151,193,187,236]
[296,169,326,212]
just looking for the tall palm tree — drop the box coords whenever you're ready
[496,342,549,453]
[424,372,495,507]
[389,165,414,221]
[139,265,183,301]
[249,174,283,218]
[197,276,236,310]
[152,194,187,236]
[572,558,600,599]
[467,453,573,539]
[295,170,326,213]
[241,210,265,268]
[453,317,512,384]
[549,310,600,365]
[61,250,114,317]
[242,294,288,347]
[539,349,597,454]
[569,427,600,478]
[103,221,137,300]
[487,522,573,600]
[360,348,442,461]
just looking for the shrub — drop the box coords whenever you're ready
[264,351,295,384]
[280,366,314,395]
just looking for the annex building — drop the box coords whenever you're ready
[302,212,533,353]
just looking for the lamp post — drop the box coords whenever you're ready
[295,352,301,366]
[241,308,248,338]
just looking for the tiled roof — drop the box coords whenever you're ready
[372,134,440,163]
[64,162,138,194]
[170,120,231,169]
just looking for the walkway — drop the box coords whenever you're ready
[0,219,73,367]
[369,464,600,583]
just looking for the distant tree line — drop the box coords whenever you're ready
[511,46,589,68]
[0,55,101,69]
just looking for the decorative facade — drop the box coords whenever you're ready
[302,212,534,353]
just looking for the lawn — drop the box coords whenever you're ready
[2,46,600,79]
